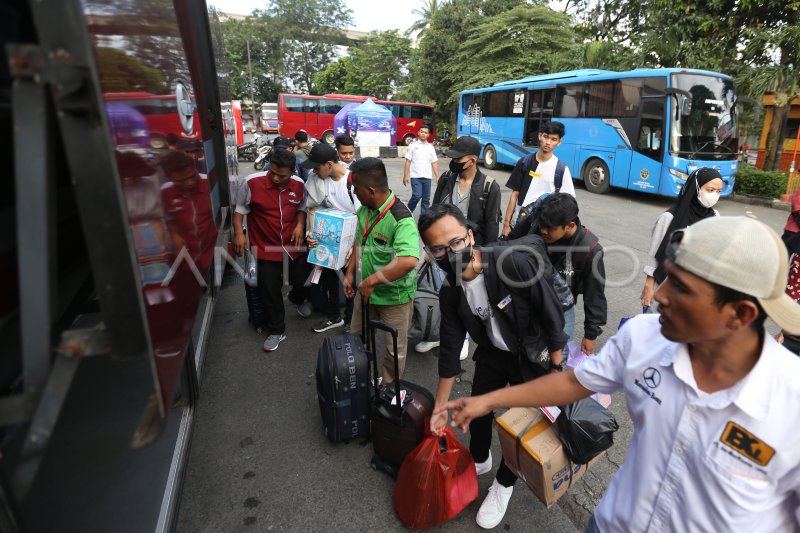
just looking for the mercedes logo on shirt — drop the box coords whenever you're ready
[643,367,661,388]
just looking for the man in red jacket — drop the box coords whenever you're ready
[233,148,310,352]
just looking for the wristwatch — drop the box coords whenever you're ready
[549,360,565,372]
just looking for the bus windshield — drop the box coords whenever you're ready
[670,73,737,160]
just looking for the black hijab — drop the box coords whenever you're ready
[653,167,721,283]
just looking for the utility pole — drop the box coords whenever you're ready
[247,39,257,131]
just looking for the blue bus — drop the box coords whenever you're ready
[457,68,739,197]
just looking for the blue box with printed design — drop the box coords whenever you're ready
[308,208,358,270]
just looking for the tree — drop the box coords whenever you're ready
[408,0,441,37]
[314,31,414,100]
[416,0,526,121]
[741,21,800,170]
[221,16,285,103]
[442,4,579,111]
[262,0,353,94]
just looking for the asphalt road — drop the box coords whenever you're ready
[176,157,787,532]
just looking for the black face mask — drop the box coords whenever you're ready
[449,159,469,174]
[436,246,473,277]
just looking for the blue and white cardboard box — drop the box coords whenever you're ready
[308,209,358,270]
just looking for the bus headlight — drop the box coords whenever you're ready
[669,168,689,181]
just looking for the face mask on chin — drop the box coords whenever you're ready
[697,189,720,208]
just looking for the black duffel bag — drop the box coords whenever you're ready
[556,397,619,465]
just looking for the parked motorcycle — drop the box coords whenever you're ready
[433,129,453,156]
[237,132,264,162]
[253,143,272,170]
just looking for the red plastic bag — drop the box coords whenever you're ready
[393,429,478,529]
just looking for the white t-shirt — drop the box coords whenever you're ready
[461,273,510,352]
[519,155,575,207]
[405,140,438,180]
[326,172,360,213]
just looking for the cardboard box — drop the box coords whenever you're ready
[307,209,358,270]
[496,407,602,508]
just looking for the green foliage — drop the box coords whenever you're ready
[222,16,285,103]
[408,0,440,36]
[314,31,413,100]
[734,166,788,198]
[443,5,579,112]
[262,0,353,94]
[95,47,164,93]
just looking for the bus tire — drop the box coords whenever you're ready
[403,134,416,146]
[482,144,498,170]
[322,130,335,145]
[583,158,611,194]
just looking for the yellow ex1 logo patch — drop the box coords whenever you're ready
[720,421,775,466]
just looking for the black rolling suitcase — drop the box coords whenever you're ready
[367,320,434,477]
[315,306,371,443]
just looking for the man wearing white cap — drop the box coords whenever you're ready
[436,216,800,531]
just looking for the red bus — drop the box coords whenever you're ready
[104,92,200,149]
[278,93,435,146]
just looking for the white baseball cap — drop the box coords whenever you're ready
[666,215,800,335]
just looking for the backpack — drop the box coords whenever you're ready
[563,227,601,292]
[520,152,567,193]
[408,261,445,345]
[507,192,551,240]
[494,234,575,311]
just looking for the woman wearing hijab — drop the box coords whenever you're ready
[640,167,724,308]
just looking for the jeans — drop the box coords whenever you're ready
[564,305,575,342]
[407,178,432,214]
[584,515,601,533]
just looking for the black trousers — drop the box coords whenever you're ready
[320,266,353,323]
[257,256,310,335]
[469,344,547,488]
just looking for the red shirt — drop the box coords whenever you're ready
[785,188,800,233]
[236,172,306,261]
[162,177,218,270]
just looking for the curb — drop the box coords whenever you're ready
[729,193,790,212]
[355,146,409,159]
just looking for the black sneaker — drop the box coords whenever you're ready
[313,317,345,333]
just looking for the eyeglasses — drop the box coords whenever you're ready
[426,234,469,259]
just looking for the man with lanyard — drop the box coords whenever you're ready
[233,147,310,352]
[302,143,360,333]
[419,203,567,529]
[502,121,575,237]
[437,216,800,532]
[343,158,420,387]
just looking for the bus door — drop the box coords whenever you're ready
[303,98,319,137]
[626,97,665,193]
[524,89,554,146]
[470,93,482,135]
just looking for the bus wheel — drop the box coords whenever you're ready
[583,159,611,194]
[322,131,335,145]
[403,134,416,146]
[483,145,498,170]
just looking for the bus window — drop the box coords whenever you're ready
[529,92,542,116]
[638,99,665,161]
[616,79,642,117]
[511,91,525,115]
[285,97,304,113]
[586,81,615,117]
[303,98,318,113]
[557,84,584,118]
[460,94,473,133]
[320,99,343,114]
[487,91,508,117]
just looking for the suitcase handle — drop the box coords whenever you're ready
[369,319,402,413]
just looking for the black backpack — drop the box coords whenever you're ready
[438,171,501,224]
[493,234,575,311]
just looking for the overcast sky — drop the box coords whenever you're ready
[208,0,425,33]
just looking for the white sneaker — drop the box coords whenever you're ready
[460,338,470,360]
[415,340,440,353]
[476,479,514,529]
[475,452,492,475]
